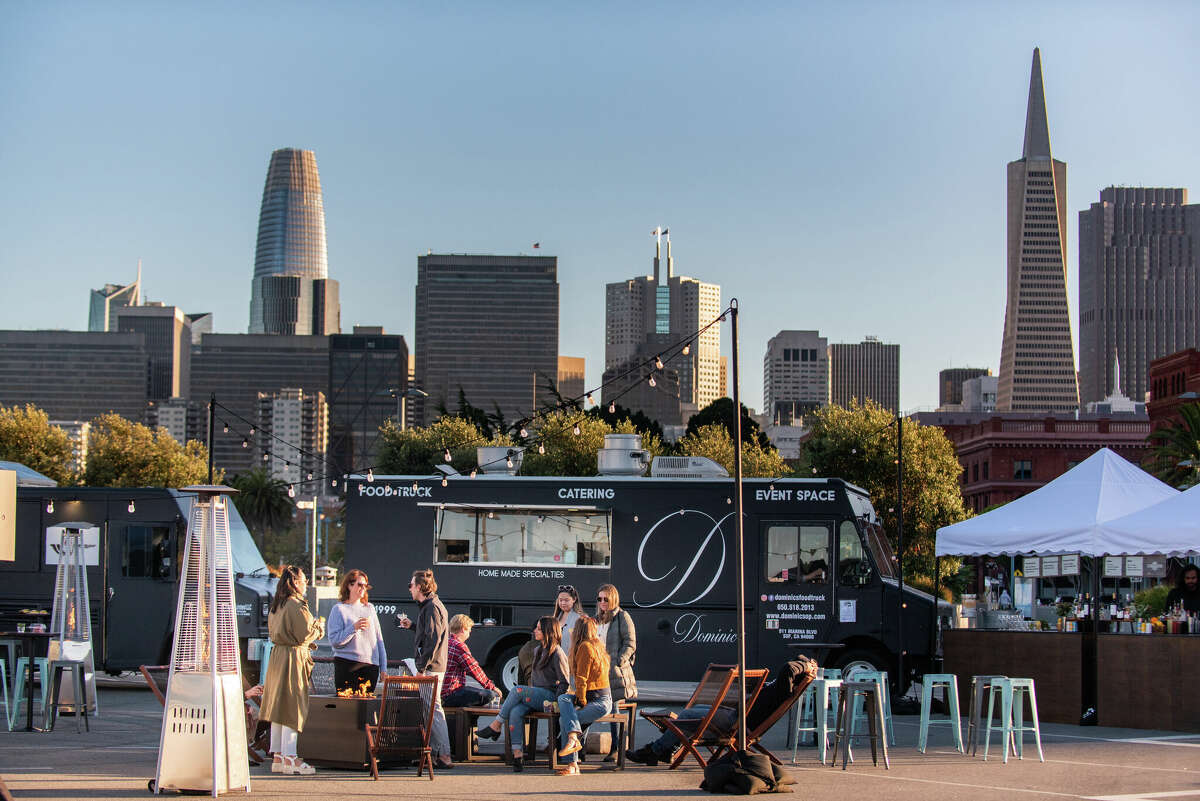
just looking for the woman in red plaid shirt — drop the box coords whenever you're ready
[442,614,501,708]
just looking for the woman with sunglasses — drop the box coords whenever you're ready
[554,616,611,776]
[596,583,636,762]
[553,584,583,654]
[475,616,568,772]
[327,569,387,694]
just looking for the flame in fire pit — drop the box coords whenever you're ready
[337,678,375,698]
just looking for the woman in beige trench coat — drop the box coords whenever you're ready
[260,566,325,775]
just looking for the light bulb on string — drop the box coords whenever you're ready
[572,422,581,436]
[307,472,313,481]
[249,427,255,436]
[241,439,248,449]
[47,500,54,513]
[128,500,136,513]
[262,453,269,462]
[367,468,375,483]
[470,469,477,478]
[331,478,338,488]
[585,393,593,405]
[288,485,295,498]
[411,481,419,492]
[538,442,545,455]
[519,426,528,438]
[608,402,615,414]
[222,425,229,434]
[506,455,513,469]
[648,375,656,388]
[655,356,664,370]
[682,344,690,355]
[443,448,452,463]
[441,477,448,487]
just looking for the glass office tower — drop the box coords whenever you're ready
[248,148,340,335]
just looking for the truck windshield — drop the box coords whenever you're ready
[436,508,611,567]
[862,520,896,580]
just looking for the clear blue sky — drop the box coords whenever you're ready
[2,1,1198,414]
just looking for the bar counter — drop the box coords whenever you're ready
[942,629,1200,731]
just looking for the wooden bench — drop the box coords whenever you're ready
[497,700,638,771]
[447,706,505,762]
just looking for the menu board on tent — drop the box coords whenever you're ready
[1022,557,1041,578]
[1124,556,1144,577]
[1144,555,1167,577]
[1103,557,1123,577]
[1059,554,1080,575]
[1040,556,1060,576]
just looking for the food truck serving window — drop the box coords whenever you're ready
[436,508,611,567]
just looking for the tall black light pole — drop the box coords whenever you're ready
[896,413,905,688]
[206,393,216,485]
[729,299,747,753]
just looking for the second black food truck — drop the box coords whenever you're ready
[345,452,951,691]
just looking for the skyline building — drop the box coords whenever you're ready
[763,330,830,425]
[939,367,991,409]
[88,269,141,332]
[997,48,1080,413]
[256,388,328,487]
[604,231,722,425]
[115,303,191,401]
[414,254,559,426]
[557,356,585,401]
[327,327,407,472]
[248,148,340,336]
[830,336,900,413]
[1078,187,1200,405]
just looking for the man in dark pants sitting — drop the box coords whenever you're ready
[628,658,816,766]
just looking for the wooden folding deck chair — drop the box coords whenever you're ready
[642,665,770,769]
[365,675,438,780]
[720,658,820,765]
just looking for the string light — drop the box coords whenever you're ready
[441,477,448,487]
[608,402,615,414]
[655,356,664,370]
[470,469,477,478]
[443,448,452,463]
[633,515,639,522]
[307,472,313,481]
[262,453,269,462]
[249,427,255,436]
[572,422,581,436]
[128,500,136,513]
[288,485,295,498]
[331,478,338,487]
[648,375,656,388]
[222,425,229,433]
[538,442,545,455]
[682,344,690,355]
[367,468,374,483]
[519,426,528,438]
[585,393,593,404]
[241,439,249,449]
[46,500,54,513]
[506,453,514,469]
[412,481,419,492]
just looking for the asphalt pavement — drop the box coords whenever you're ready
[2,686,1199,801]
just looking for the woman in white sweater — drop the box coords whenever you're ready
[326,569,387,693]
[553,584,583,655]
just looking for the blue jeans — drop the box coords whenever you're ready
[495,685,557,751]
[557,691,612,764]
[443,686,493,708]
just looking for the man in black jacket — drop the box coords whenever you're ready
[1166,564,1200,614]
[628,657,817,766]
[400,568,452,767]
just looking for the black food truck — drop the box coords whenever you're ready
[345,456,952,693]
[0,484,276,672]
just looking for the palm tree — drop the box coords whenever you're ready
[1146,403,1200,488]
[230,469,295,543]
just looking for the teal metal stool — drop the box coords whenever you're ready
[917,673,963,753]
[0,659,11,731]
[983,677,1043,763]
[13,657,51,711]
[791,673,842,765]
[848,670,895,746]
[830,680,889,770]
[0,639,18,686]
[965,674,1008,757]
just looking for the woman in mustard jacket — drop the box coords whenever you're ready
[259,566,325,775]
[554,616,611,776]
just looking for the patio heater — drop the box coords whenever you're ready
[153,486,249,797]
[47,522,98,714]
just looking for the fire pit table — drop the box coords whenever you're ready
[297,694,380,769]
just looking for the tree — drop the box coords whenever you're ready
[230,469,295,544]
[1146,403,1200,488]
[685,397,770,449]
[376,417,510,476]
[676,423,788,478]
[0,404,76,484]
[83,413,214,488]
[519,411,611,477]
[800,399,969,581]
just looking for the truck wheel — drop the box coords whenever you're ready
[832,648,888,683]
[488,645,522,694]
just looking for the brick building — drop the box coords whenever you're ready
[1147,348,1200,431]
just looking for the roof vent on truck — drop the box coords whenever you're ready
[650,456,729,478]
[597,433,651,476]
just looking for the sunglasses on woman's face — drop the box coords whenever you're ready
[354,582,370,588]
[597,597,609,603]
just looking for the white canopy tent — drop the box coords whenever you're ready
[1098,483,1200,557]
[936,448,1178,557]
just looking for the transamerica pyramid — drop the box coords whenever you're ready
[996,48,1081,412]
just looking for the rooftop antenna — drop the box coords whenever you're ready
[651,226,662,282]
[664,227,673,280]
[135,259,143,306]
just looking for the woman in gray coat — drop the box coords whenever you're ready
[596,583,636,762]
